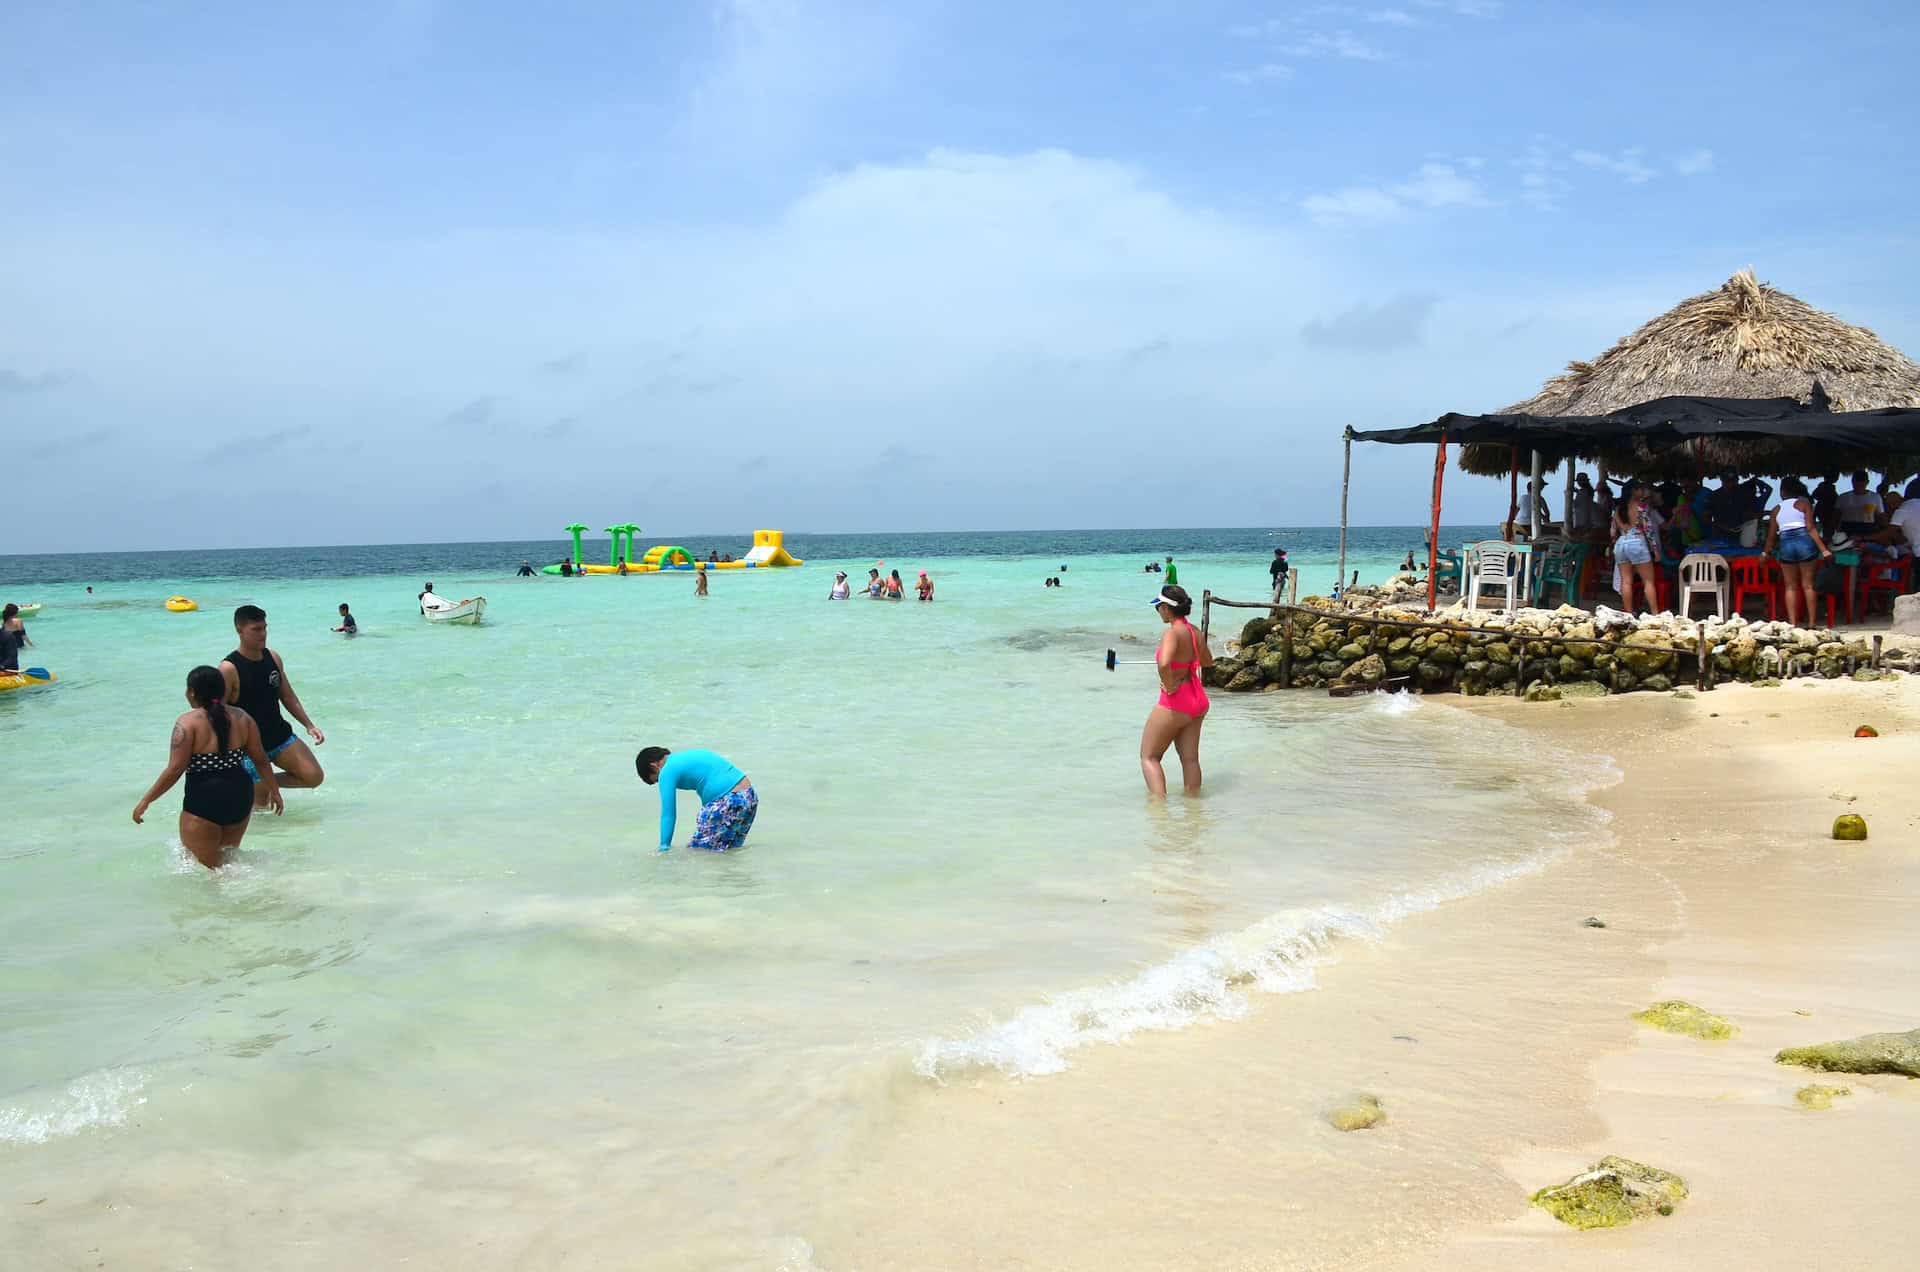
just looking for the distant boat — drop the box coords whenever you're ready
[422,594,487,625]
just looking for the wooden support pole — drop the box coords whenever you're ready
[1506,445,1520,542]
[1201,589,1212,648]
[1426,439,1448,613]
[1696,629,1709,691]
[1872,634,1883,670]
[1529,448,1545,540]
[1337,428,1353,606]
[1280,612,1295,688]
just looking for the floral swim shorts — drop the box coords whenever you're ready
[689,784,758,851]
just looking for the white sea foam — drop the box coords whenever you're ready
[0,1068,149,1146]
[1372,689,1419,716]
[915,851,1561,1081]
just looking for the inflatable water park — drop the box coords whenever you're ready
[543,526,803,575]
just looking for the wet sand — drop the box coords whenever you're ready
[809,678,1920,1271]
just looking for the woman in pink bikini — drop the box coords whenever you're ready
[1140,584,1214,797]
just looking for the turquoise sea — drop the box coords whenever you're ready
[1,525,1605,1269]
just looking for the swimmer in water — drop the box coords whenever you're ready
[830,571,851,600]
[637,747,757,852]
[332,603,357,636]
[220,605,325,806]
[916,570,934,601]
[132,665,283,867]
[694,564,708,596]
[1140,584,1212,797]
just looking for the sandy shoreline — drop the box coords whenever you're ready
[809,678,1920,1271]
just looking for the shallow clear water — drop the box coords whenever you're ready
[1,525,1608,1268]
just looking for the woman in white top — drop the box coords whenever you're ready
[1764,477,1834,627]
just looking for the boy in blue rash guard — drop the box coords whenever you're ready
[636,746,758,852]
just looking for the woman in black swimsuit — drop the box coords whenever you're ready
[132,665,284,868]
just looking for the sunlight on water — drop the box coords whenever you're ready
[3,527,1608,1266]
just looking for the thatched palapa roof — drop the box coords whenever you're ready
[1460,269,1920,478]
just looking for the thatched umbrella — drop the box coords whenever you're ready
[1462,269,1920,479]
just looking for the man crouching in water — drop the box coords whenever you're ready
[221,605,326,806]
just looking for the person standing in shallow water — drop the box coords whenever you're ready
[694,564,708,597]
[132,665,283,868]
[637,746,758,851]
[220,605,325,807]
[1140,584,1211,797]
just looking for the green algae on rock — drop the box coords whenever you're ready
[1633,1000,1737,1040]
[1326,1093,1386,1131]
[1794,1084,1852,1110]
[1832,814,1868,841]
[1776,1028,1920,1078]
[1531,1156,1688,1229]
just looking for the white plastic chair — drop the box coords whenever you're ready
[1678,553,1729,619]
[1466,542,1519,612]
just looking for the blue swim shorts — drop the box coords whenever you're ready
[242,736,299,783]
[1776,528,1819,564]
[689,785,758,852]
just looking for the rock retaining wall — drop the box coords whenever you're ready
[1206,598,1911,698]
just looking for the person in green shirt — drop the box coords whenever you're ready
[1163,556,1178,586]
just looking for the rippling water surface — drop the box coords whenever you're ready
[2,525,1616,1268]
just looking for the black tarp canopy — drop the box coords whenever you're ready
[1351,394,1920,469]
[1340,394,1920,611]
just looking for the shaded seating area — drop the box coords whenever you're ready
[1339,271,1920,623]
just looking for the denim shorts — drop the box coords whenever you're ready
[1615,534,1653,566]
[1776,529,1818,564]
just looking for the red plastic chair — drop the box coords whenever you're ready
[1729,556,1776,620]
[1857,558,1913,616]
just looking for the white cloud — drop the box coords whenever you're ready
[1367,9,1422,26]
[1224,62,1293,85]
[1282,31,1388,61]
[1303,186,1407,223]
[1515,141,1570,210]
[1674,148,1716,176]
[1304,161,1486,223]
[1414,0,1502,15]
[1572,147,1655,184]
[1396,162,1484,208]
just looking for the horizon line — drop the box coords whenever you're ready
[2,522,1499,561]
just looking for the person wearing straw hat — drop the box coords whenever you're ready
[1140,584,1212,798]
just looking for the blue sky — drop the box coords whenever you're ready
[5,0,1918,552]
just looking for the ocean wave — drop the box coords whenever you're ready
[915,851,1560,1081]
[1372,689,1419,716]
[0,1068,149,1146]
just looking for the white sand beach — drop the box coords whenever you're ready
[809,678,1920,1271]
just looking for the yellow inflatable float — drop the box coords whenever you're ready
[543,527,803,574]
[0,668,54,693]
[166,596,198,612]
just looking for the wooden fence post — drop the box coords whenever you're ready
[1281,611,1295,688]
[1201,590,1212,648]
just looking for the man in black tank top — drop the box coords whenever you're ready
[220,605,326,805]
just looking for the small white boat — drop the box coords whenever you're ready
[15,603,41,618]
[421,594,487,625]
